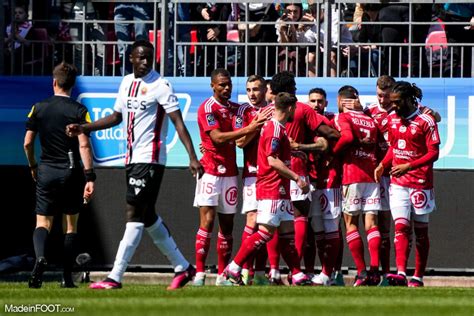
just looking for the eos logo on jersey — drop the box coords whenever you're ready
[77,92,191,167]
[126,99,147,110]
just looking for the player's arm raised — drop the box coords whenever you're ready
[210,107,271,145]
[66,111,123,136]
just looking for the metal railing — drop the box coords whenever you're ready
[1,0,473,77]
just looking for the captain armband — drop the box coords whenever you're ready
[84,169,97,182]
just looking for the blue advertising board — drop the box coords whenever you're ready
[0,76,473,169]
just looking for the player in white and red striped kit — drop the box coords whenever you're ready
[333,85,382,286]
[223,93,311,286]
[375,81,440,287]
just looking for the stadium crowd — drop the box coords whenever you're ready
[3,1,474,77]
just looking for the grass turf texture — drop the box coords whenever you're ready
[0,283,473,316]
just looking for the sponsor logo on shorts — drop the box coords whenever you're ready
[349,197,380,206]
[410,190,428,208]
[225,186,238,206]
[319,194,328,212]
[129,177,146,195]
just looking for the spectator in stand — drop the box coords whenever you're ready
[296,3,354,77]
[114,2,152,75]
[275,3,303,75]
[378,4,431,77]
[236,3,279,77]
[4,3,34,74]
[352,4,382,77]
[194,3,231,76]
[441,4,474,77]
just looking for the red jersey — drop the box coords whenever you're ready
[385,110,440,189]
[365,103,391,176]
[233,103,270,179]
[286,101,324,176]
[257,119,291,200]
[309,115,342,189]
[197,97,239,176]
[334,110,379,185]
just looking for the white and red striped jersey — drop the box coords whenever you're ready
[113,70,179,165]
[386,110,440,189]
[197,97,239,177]
[257,118,291,200]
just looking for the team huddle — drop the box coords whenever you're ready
[193,70,440,288]
[26,41,440,290]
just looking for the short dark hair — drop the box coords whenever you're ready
[247,74,266,86]
[275,92,297,110]
[376,75,396,90]
[338,85,359,99]
[131,40,154,53]
[211,68,231,82]
[53,62,77,91]
[270,71,296,94]
[309,88,327,98]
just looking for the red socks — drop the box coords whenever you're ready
[322,230,340,276]
[346,229,366,274]
[279,232,302,275]
[294,216,308,260]
[217,231,233,274]
[233,230,272,267]
[394,218,411,274]
[380,231,391,274]
[195,228,211,273]
[367,226,381,271]
[267,230,280,270]
[414,221,430,278]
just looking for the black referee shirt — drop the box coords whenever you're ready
[26,95,90,168]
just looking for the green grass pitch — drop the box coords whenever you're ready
[0,283,473,316]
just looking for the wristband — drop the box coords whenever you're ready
[84,169,96,182]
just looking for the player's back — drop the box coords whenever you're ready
[257,119,291,200]
[335,110,378,185]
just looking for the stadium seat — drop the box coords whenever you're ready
[425,30,448,51]
[226,30,239,43]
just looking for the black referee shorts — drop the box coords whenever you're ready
[125,163,165,207]
[35,164,85,216]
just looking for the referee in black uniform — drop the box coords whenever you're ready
[24,62,95,288]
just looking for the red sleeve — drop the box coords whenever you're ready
[200,103,221,133]
[331,114,353,155]
[409,145,439,169]
[331,129,354,155]
[409,122,440,169]
[381,146,393,168]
